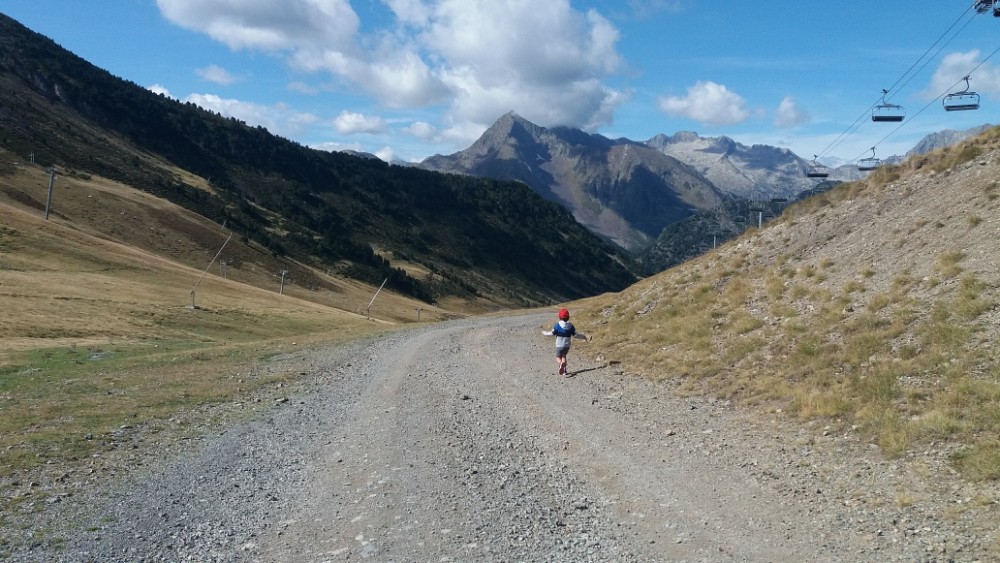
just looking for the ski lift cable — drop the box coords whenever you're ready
[852,77,966,164]
[831,113,876,157]
[815,4,980,162]
[851,43,1000,164]
[813,99,882,161]
[851,147,876,167]
[884,10,979,104]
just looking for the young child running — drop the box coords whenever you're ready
[542,308,590,376]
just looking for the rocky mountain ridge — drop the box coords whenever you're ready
[907,124,995,156]
[421,113,994,269]
[644,131,813,199]
[422,112,725,250]
[420,114,857,253]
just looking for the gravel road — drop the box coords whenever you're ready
[7,314,997,561]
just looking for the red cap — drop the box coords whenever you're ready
[558,308,570,320]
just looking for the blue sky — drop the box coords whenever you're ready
[2,1,998,165]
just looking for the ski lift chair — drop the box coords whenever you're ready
[943,91,980,111]
[872,103,905,122]
[857,158,881,171]
[805,155,830,178]
[973,0,1000,14]
[872,89,905,122]
[858,147,881,171]
[943,76,980,111]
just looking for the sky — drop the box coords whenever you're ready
[2,1,999,166]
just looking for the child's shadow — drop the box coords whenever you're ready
[566,363,606,378]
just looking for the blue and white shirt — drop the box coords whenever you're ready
[544,320,584,348]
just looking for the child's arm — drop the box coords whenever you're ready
[573,332,590,341]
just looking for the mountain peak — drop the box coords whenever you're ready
[420,114,723,250]
[670,131,702,143]
[645,131,703,149]
[463,112,551,160]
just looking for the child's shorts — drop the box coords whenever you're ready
[555,346,570,358]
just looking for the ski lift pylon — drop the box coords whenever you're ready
[858,147,881,171]
[943,75,980,111]
[872,89,905,122]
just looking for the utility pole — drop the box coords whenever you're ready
[44,167,57,220]
[279,270,288,294]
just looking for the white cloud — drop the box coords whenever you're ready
[156,0,359,51]
[773,96,809,128]
[424,0,624,128]
[438,120,492,146]
[404,121,438,140]
[196,64,239,86]
[148,84,174,98]
[185,93,319,138]
[657,81,749,126]
[333,111,388,135]
[926,50,1000,101]
[292,46,449,108]
[311,140,364,153]
[156,0,628,140]
[385,0,432,26]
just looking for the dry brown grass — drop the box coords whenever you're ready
[0,157,478,476]
[571,126,1000,481]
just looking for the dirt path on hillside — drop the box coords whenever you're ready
[6,314,994,561]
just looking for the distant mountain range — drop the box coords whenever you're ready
[907,125,995,156]
[644,131,813,199]
[422,113,724,250]
[419,113,992,268]
[420,113,827,253]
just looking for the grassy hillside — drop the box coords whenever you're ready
[0,13,636,307]
[0,155,463,476]
[575,127,1000,480]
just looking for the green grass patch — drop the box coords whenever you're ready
[0,340,293,474]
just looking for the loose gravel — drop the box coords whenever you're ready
[3,313,998,561]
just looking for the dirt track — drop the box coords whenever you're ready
[8,314,991,561]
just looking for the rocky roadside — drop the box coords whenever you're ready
[1,314,997,562]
